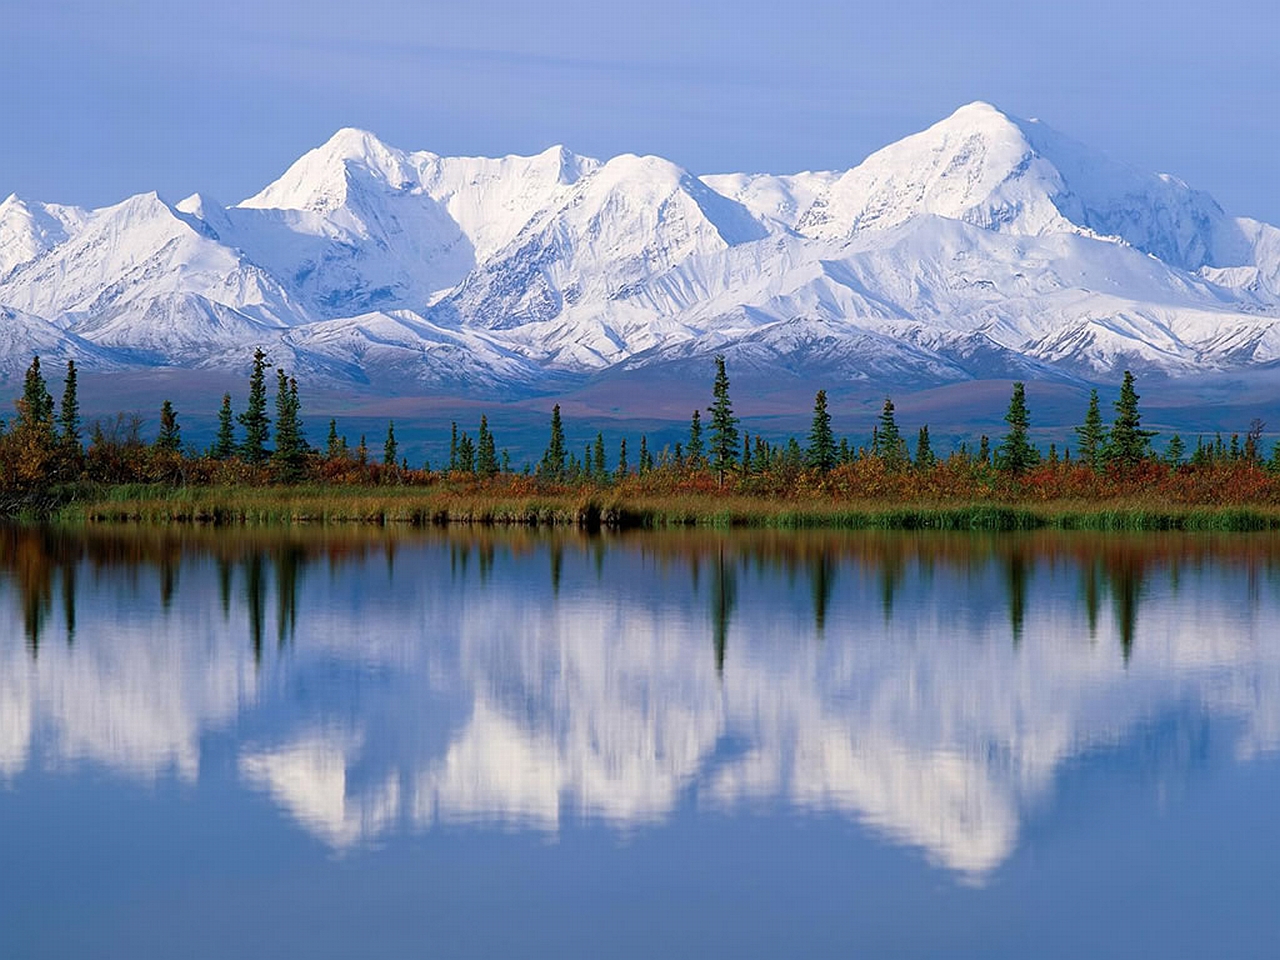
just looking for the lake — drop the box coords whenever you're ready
[1,524,1279,958]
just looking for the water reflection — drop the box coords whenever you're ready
[2,525,1280,880]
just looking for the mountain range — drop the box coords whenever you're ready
[3,102,1278,395]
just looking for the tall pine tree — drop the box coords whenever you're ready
[541,404,566,480]
[155,401,182,453]
[1075,389,1106,471]
[237,348,271,464]
[58,359,81,449]
[213,393,236,460]
[1107,370,1156,469]
[272,370,305,480]
[477,415,498,478]
[707,355,740,487]
[996,382,1039,474]
[687,410,704,467]
[383,421,399,467]
[806,389,836,472]
[876,397,904,469]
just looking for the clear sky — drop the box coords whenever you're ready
[4,0,1278,222]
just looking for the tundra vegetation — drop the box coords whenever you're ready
[4,352,1280,530]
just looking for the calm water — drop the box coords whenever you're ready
[2,525,1279,958]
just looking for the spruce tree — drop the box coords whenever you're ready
[616,437,629,481]
[806,389,836,472]
[1165,433,1186,467]
[707,355,740,487]
[477,415,498,478]
[541,404,566,480]
[978,435,991,464]
[876,397,904,469]
[237,348,271,464]
[457,432,475,473]
[915,425,935,469]
[58,359,81,449]
[383,421,398,467]
[272,370,305,480]
[325,419,348,459]
[1107,370,1156,469]
[996,382,1039,474]
[213,394,237,460]
[593,431,607,481]
[449,422,458,471]
[639,435,652,475]
[1075,389,1107,471]
[356,435,368,468]
[19,355,54,428]
[156,401,182,453]
[687,410,704,467]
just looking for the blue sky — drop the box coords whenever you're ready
[5,0,1278,221]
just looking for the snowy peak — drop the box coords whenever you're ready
[238,127,421,213]
[2,106,1278,387]
[0,194,89,279]
[791,101,1250,275]
[796,101,1071,240]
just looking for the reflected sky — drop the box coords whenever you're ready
[2,525,1279,957]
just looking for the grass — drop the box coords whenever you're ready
[38,482,1280,533]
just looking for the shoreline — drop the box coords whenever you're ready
[17,484,1280,532]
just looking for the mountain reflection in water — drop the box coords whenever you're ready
[2,524,1279,879]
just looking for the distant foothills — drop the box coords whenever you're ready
[5,350,1280,529]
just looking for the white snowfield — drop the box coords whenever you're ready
[1,102,1277,387]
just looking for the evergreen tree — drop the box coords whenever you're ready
[213,394,237,460]
[457,432,475,473]
[325,419,349,459]
[19,355,54,428]
[58,359,81,449]
[541,404,566,480]
[839,437,851,465]
[1107,370,1156,469]
[806,389,836,472]
[593,431,607,480]
[1165,433,1186,467]
[449,422,458,471]
[639,435,652,475]
[996,382,1039,474]
[383,421,398,467]
[707,355,740,486]
[272,370,305,479]
[616,437,629,481]
[477,415,498,478]
[687,410,704,467]
[1075,389,1107,471]
[501,450,511,473]
[237,347,271,464]
[155,400,182,453]
[742,433,751,473]
[784,436,803,469]
[915,425,935,469]
[876,397,904,469]
[978,435,991,464]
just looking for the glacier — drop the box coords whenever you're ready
[1,102,1278,393]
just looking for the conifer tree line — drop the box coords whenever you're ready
[5,348,1280,499]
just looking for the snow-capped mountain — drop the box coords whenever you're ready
[2,103,1278,391]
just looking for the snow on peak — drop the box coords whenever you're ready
[794,101,1070,240]
[238,127,421,212]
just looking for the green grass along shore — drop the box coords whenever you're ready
[24,483,1280,532]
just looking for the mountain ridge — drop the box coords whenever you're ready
[2,102,1278,392]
